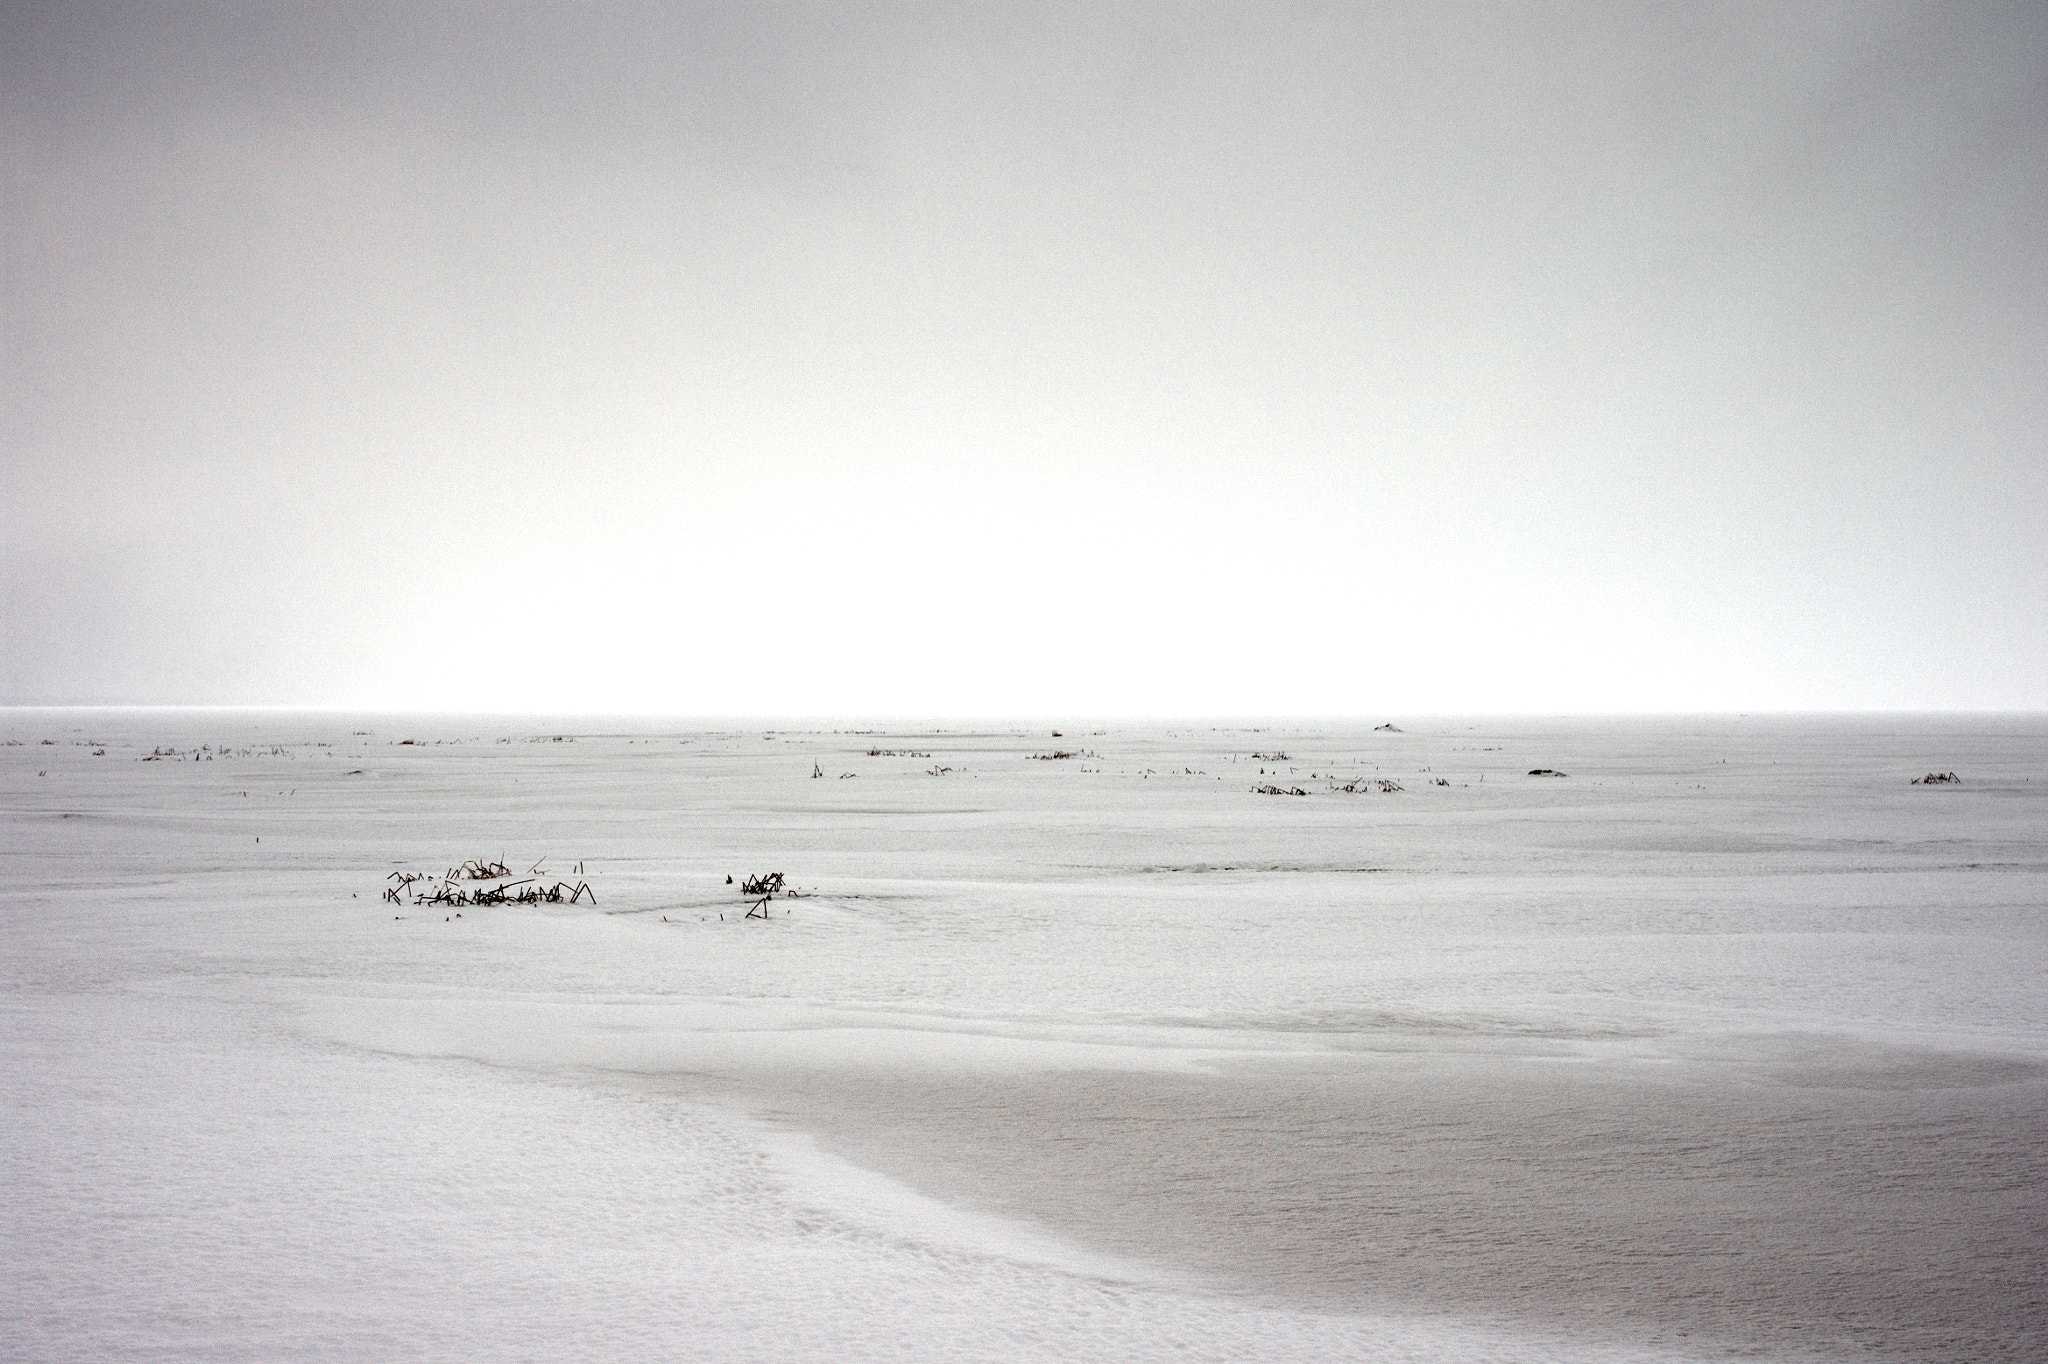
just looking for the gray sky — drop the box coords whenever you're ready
[6,1,2044,713]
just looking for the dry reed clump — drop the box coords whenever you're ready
[867,748,932,757]
[1328,777,1403,793]
[383,859,594,908]
[737,871,789,920]
[1911,772,1961,784]
[1249,751,1290,761]
[1527,768,1569,777]
[1253,784,1309,796]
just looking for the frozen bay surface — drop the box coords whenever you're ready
[3,710,2044,1362]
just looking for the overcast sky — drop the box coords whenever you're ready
[6,1,2044,713]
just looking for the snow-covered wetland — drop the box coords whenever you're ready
[5,711,2044,1363]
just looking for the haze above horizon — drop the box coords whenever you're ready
[6,2,2044,714]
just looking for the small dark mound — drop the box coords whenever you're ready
[1528,768,1568,777]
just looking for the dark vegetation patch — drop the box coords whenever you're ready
[1911,772,1961,785]
[383,856,594,909]
[736,870,793,920]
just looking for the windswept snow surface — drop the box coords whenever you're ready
[4,711,2045,1363]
